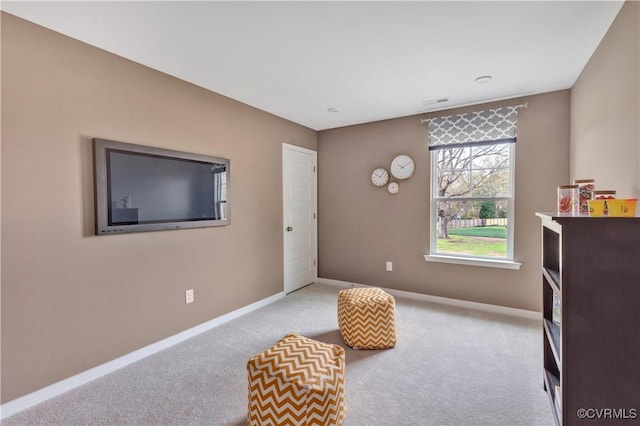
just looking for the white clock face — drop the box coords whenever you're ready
[390,155,415,180]
[371,167,390,187]
[388,182,399,194]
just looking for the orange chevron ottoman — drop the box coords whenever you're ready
[337,287,397,349]
[247,332,346,426]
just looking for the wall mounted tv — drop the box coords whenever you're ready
[93,138,230,235]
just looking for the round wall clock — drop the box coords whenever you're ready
[388,182,399,194]
[371,167,390,187]
[390,154,415,180]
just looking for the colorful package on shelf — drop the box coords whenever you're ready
[588,199,607,216]
[558,185,578,214]
[593,190,616,200]
[589,198,637,217]
[574,179,595,213]
[607,199,638,217]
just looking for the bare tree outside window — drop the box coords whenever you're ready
[432,142,513,259]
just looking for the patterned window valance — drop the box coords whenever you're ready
[428,106,518,150]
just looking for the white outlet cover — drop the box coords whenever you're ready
[185,289,194,304]
[386,262,393,271]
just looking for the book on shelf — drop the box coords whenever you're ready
[552,293,561,325]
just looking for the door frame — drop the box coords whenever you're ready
[282,143,318,294]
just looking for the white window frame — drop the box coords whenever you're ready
[425,142,521,270]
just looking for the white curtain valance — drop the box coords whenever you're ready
[428,106,518,150]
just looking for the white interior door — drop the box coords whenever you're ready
[283,143,317,294]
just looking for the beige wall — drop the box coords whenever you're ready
[318,91,570,312]
[571,1,640,198]
[1,13,316,402]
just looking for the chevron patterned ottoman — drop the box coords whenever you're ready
[247,332,346,426]
[337,287,397,349]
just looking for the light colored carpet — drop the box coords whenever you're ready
[3,282,553,426]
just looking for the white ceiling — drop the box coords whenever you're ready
[2,1,624,131]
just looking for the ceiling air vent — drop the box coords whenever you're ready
[422,97,450,106]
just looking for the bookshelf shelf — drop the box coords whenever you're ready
[543,319,561,369]
[544,369,561,426]
[542,267,561,292]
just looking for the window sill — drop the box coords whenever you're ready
[423,254,521,270]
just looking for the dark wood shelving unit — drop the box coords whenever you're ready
[537,213,640,425]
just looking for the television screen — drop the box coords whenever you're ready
[93,138,230,235]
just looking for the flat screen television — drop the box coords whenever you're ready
[93,138,230,235]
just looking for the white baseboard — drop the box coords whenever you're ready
[0,291,284,420]
[317,278,541,321]
[1,280,540,419]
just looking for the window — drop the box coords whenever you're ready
[426,106,520,267]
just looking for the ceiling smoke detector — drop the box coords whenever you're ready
[474,75,493,84]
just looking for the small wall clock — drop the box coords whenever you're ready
[390,154,415,180]
[388,182,399,194]
[371,167,390,187]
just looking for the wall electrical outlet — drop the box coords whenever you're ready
[386,261,393,272]
[185,289,194,304]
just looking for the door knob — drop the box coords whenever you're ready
[286,226,293,232]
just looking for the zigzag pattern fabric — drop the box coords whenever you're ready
[247,333,346,426]
[337,287,397,350]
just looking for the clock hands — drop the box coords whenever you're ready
[388,155,414,181]
[372,168,389,186]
